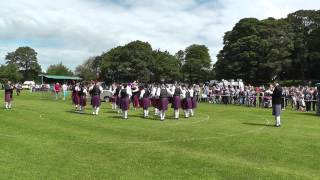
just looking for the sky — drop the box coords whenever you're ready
[0,0,319,71]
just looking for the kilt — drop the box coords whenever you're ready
[116,97,121,106]
[133,95,140,108]
[72,92,80,105]
[191,98,197,109]
[182,98,192,110]
[109,96,117,103]
[5,93,12,102]
[141,98,151,110]
[91,95,101,107]
[121,97,130,111]
[272,104,281,116]
[79,96,87,106]
[151,98,159,108]
[158,97,169,111]
[172,96,181,110]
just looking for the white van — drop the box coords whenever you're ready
[22,81,35,89]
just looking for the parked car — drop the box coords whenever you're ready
[22,81,35,89]
[100,82,112,102]
[86,82,113,102]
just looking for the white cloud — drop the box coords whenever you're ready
[0,0,319,71]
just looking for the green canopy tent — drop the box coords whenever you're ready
[39,75,82,84]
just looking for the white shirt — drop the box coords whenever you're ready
[83,88,88,96]
[181,89,187,99]
[89,85,103,92]
[140,89,145,99]
[151,87,157,97]
[119,87,132,98]
[189,88,194,98]
[62,84,68,91]
[156,87,171,97]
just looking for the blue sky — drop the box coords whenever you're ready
[0,0,319,71]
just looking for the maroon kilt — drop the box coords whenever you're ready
[133,95,140,108]
[109,96,117,103]
[4,93,12,102]
[121,97,130,111]
[91,95,101,107]
[182,98,192,110]
[191,98,197,109]
[151,98,159,108]
[141,98,151,110]
[80,95,87,107]
[116,96,121,107]
[158,97,169,111]
[172,96,181,110]
[72,92,80,105]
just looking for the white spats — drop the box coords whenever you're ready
[174,110,179,119]
[112,103,117,110]
[154,108,159,115]
[5,102,12,109]
[123,110,128,119]
[159,110,166,121]
[92,107,100,115]
[96,107,100,115]
[275,116,281,127]
[143,110,149,118]
[184,110,190,118]
[190,109,194,117]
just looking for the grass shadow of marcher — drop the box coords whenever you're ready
[293,112,318,117]
[65,110,94,116]
[242,122,274,127]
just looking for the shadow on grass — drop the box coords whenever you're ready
[65,110,94,116]
[293,112,318,117]
[108,114,181,122]
[109,115,159,121]
[242,122,275,127]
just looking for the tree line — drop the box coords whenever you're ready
[75,41,213,83]
[1,10,319,84]
[216,10,320,84]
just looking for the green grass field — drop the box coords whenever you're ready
[0,91,319,179]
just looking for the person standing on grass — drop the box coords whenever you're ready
[78,83,88,113]
[272,83,283,127]
[312,87,317,111]
[171,84,182,119]
[131,82,140,110]
[140,85,151,118]
[15,83,22,96]
[190,85,197,117]
[181,85,193,118]
[4,80,14,109]
[119,84,132,119]
[54,82,61,100]
[156,84,171,121]
[110,83,118,110]
[71,82,80,111]
[62,83,68,101]
[151,84,160,116]
[89,81,103,115]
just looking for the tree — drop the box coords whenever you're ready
[182,44,212,83]
[0,64,23,83]
[5,47,41,81]
[47,62,73,76]
[75,57,100,80]
[150,50,181,82]
[215,17,294,84]
[287,10,320,80]
[100,41,154,83]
